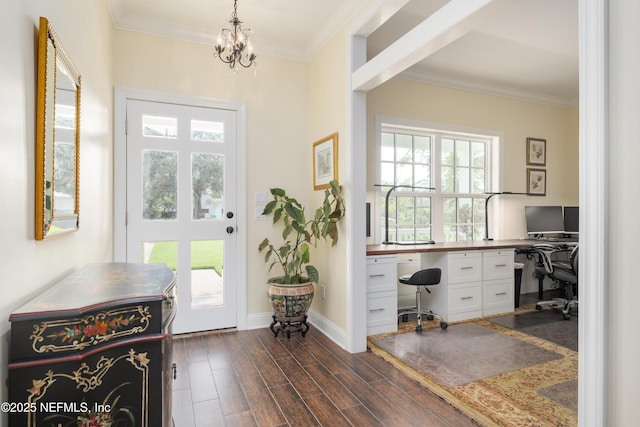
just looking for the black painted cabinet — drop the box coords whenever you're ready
[8,263,176,427]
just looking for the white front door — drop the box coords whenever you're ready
[125,99,238,333]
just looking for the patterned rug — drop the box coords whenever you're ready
[368,308,578,427]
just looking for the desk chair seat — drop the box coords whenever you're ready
[397,268,448,332]
[535,245,579,319]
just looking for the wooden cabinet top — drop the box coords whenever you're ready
[10,263,175,320]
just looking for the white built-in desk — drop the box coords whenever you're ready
[366,240,539,335]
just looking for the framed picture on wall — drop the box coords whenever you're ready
[527,168,546,195]
[313,133,338,190]
[526,137,546,166]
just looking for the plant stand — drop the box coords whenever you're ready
[270,314,309,339]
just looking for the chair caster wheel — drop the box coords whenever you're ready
[427,314,434,321]
[415,325,422,333]
[535,305,542,310]
[440,322,448,329]
[563,313,571,320]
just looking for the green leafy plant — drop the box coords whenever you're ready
[258,180,345,284]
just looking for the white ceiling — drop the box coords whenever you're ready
[107,0,578,106]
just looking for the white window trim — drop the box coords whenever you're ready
[374,116,503,244]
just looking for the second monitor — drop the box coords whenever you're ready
[563,206,579,234]
[525,205,565,235]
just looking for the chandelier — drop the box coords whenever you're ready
[213,0,257,71]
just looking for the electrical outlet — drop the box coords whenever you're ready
[321,285,326,300]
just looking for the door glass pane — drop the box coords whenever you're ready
[142,241,177,270]
[143,151,177,220]
[192,153,224,220]
[142,115,177,138]
[191,120,224,142]
[191,240,224,307]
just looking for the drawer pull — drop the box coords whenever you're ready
[460,296,474,300]
[369,308,385,313]
[495,292,507,296]
[460,266,474,270]
[368,274,385,278]
[494,264,507,267]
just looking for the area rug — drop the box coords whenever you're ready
[368,312,578,427]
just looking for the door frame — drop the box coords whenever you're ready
[114,88,248,330]
[346,0,606,424]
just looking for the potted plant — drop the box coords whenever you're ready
[258,180,345,337]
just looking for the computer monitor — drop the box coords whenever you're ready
[525,206,565,235]
[563,206,579,234]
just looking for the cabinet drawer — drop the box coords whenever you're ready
[367,255,397,292]
[448,282,482,314]
[483,279,514,315]
[366,291,398,335]
[448,253,482,284]
[483,250,514,280]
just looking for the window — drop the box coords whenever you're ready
[377,121,498,243]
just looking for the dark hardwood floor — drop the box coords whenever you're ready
[171,327,479,427]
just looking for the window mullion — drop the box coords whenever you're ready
[432,133,443,242]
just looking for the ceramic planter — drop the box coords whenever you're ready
[267,279,314,338]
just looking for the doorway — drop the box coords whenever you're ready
[114,90,247,334]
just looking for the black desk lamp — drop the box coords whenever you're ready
[484,191,529,240]
[375,184,436,245]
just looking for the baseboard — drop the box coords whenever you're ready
[245,310,347,349]
[245,312,273,330]
[307,309,347,349]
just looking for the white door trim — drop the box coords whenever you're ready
[113,87,248,330]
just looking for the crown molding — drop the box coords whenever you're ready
[398,68,578,108]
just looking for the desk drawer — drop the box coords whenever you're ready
[366,291,397,335]
[448,282,482,315]
[367,255,397,293]
[483,279,514,316]
[483,250,514,280]
[448,253,482,284]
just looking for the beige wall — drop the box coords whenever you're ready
[366,79,579,241]
[0,0,114,416]
[307,27,350,329]
[113,30,310,318]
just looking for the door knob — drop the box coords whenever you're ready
[226,226,234,234]
[226,211,234,219]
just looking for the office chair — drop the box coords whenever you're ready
[534,244,579,319]
[397,268,448,332]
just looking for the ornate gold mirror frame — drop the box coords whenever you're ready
[35,17,81,240]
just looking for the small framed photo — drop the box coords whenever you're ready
[527,168,546,196]
[313,132,338,190]
[526,137,546,166]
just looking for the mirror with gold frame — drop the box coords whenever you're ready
[35,17,81,240]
